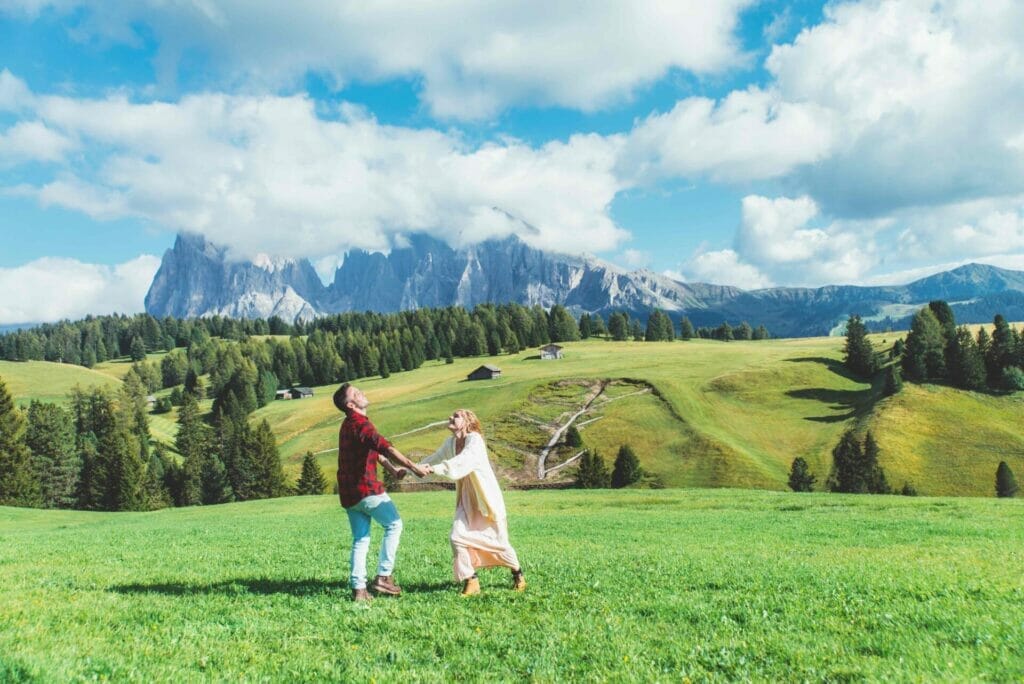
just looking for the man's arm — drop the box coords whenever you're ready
[378,455,407,480]
[384,446,427,478]
[357,419,427,477]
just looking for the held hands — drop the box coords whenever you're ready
[418,463,433,476]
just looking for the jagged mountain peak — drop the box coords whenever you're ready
[144,232,1024,337]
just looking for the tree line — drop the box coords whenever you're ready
[844,303,1024,393]
[784,302,1024,499]
[1,305,772,374]
[0,370,287,510]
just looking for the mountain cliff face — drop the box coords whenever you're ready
[145,233,323,321]
[144,232,1024,337]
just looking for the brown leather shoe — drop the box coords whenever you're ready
[460,577,480,596]
[370,574,402,596]
[511,570,526,592]
[351,588,372,602]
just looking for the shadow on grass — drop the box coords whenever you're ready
[785,356,881,423]
[786,387,872,423]
[109,578,348,596]
[786,356,861,381]
[109,577,455,597]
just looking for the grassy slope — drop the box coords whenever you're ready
[1,490,1021,681]
[3,335,1022,495]
[0,360,121,407]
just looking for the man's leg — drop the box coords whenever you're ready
[363,494,403,594]
[346,504,372,592]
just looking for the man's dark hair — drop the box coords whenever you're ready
[333,383,352,413]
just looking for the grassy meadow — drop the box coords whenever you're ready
[1,489,1022,681]
[3,332,1022,495]
[0,359,121,407]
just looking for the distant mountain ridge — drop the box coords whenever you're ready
[144,232,1024,337]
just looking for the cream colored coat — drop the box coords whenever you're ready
[421,431,520,580]
[421,432,507,521]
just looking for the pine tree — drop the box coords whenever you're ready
[828,431,865,493]
[883,364,903,396]
[948,326,987,390]
[250,419,286,499]
[296,451,329,495]
[987,315,1014,384]
[175,392,207,506]
[608,313,628,341]
[788,457,816,492]
[576,450,610,488]
[996,461,1019,498]
[0,378,41,507]
[547,305,580,342]
[578,313,592,339]
[25,400,79,508]
[844,315,877,377]
[679,317,695,340]
[201,454,233,505]
[902,307,946,381]
[565,425,583,448]
[144,448,172,509]
[129,335,147,362]
[611,445,641,488]
[862,431,890,494]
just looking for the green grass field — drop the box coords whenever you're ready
[0,360,121,407]
[3,334,1022,495]
[1,490,1022,681]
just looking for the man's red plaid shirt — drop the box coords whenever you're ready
[337,410,392,508]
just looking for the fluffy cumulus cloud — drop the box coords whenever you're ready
[0,255,160,323]
[677,195,882,288]
[1,0,752,120]
[619,88,837,184]
[767,0,1024,218]
[679,249,772,290]
[1,74,628,260]
[666,0,1024,284]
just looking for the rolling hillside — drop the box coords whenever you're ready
[3,335,1022,496]
[0,360,122,407]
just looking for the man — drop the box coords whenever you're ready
[334,382,424,602]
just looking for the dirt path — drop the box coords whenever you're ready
[536,380,608,479]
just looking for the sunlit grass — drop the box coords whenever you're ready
[1,490,1021,681]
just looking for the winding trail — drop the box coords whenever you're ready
[537,380,608,479]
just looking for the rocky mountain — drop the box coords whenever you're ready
[144,232,1024,337]
[145,233,323,322]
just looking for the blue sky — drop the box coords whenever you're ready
[1,1,1024,323]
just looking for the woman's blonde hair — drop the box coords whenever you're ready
[455,409,483,436]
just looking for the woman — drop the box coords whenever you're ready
[419,409,526,596]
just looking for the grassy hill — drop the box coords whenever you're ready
[0,359,121,407]
[1,490,1021,680]
[3,334,1022,496]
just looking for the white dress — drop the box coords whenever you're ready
[421,432,521,581]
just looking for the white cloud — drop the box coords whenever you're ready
[0,69,35,111]
[681,249,773,290]
[0,255,160,324]
[619,249,652,269]
[766,0,1024,217]
[619,87,836,184]
[734,194,880,285]
[0,121,76,164]
[6,1,752,120]
[3,79,629,261]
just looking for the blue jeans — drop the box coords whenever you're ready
[345,494,403,590]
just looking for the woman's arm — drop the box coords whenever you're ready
[430,433,485,480]
[419,438,452,467]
